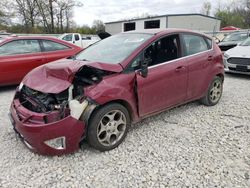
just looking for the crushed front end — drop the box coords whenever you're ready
[9,85,92,155]
[8,63,120,155]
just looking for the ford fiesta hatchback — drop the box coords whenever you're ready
[9,29,224,155]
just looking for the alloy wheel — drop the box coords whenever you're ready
[97,110,127,147]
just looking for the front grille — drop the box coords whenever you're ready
[227,58,250,65]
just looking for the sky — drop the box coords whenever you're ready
[73,0,229,26]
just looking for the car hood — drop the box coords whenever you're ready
[22,59,123,94]
[218,41,239,46]
[225,46,250,58]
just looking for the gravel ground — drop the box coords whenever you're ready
[0,73,249,188]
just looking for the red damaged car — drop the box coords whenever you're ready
[9,29,224,155]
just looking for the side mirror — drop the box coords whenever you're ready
[140,58,151,78]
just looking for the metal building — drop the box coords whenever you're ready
[105,13,221,35]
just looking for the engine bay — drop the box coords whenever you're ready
[18,66,112,114]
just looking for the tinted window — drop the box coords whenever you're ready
[75,34,80,41]
[183,34,209,56]
[144,20,160,29]
[0,39,40,56]
[42,40,70,52]
[145,34,180,66]
[62,34,72,41]
[126,34,181,71]
[124,22,136,31]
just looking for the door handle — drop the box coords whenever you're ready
[207,56,213,61]
[175,66,186,72]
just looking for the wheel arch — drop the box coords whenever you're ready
[216,73,224,82]
[99,99,135,122]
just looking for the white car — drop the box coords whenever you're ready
[223,37,250,75]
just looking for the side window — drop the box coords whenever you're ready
[205,37,212,49]
[126,35,181,72]
[126,53,143,72]
[75,34,80,41]
[62,34,72,41]
[183,34,209,56]
[145,34,180,66]
[42,40,70,52]
[0,39,40,56]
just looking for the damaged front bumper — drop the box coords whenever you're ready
[9,98,87,156]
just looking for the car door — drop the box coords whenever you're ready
[181,34,213,100]
[73,34,82,47]
[40,39,74,63]
[135,34,188,117]
[0,39,46,85]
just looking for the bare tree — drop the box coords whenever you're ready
[92,20,105,33]
[56,0,83,33]
[15,0,38,32]
[200,1,212,16]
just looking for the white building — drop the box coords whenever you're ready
[105,14,221,35]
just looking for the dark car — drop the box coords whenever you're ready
[218,31,250,51]
[9,29,224,155]
[0,36,82,86]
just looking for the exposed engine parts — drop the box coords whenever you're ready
[18,66,111,119]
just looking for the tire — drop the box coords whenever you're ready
[200,76,223,106]
[87,103,130,151]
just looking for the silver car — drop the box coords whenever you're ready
[223,37,250,75]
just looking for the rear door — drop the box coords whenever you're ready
[0,39,46,85]
[135,34,188,117]
[181,34,213,99]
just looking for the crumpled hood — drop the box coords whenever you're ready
[226,45,250,58]
[22,59,123,94]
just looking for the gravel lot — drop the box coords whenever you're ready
[0,73,249,187]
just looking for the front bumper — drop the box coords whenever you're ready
[223,58,250,75]
[9,98,86,156]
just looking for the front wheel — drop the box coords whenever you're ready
[200,76,223,106]
[87,103,130,151]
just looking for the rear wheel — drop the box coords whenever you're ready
[200,76,223,106]
[87,103,130,151]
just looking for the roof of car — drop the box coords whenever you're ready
[124,28,210,38]
[0,35,81,48]
[5,36,58,40]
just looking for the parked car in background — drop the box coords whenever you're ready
[224,37,250,75]
[9,29,224,155]
[218,31,250,51]
[59,33,101,48]
[0,36,82,86]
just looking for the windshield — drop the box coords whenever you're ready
[239,37,250,46]
[222,32,248,42]
[76,33,153,64]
